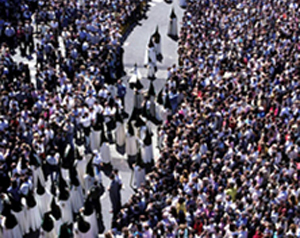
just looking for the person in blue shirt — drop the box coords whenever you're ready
[116,79,127,107]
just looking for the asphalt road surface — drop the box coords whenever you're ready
[13,0,184,236]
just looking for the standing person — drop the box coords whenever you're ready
[4,24,16,53]
[125,121,138,170]
[1,209,23,238]
[144,37,157,80]
[23,20,34,57]
[151,26,162,62]
[139,117,154,173]
[128,63,142,89]
[40,212,57,238]
[167,8,178,39]
[116,79,127,107]
[108,173,122,219]
[144,38,157,71]
[133,149,146,189]
[130,79,144,121]
[115,109,126,155]
[88,181,105,234]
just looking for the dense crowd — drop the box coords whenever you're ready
[106,0,300,237]
[0,0,148,237]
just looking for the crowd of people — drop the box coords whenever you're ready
[0,0,151,237]
[1,0,300,237]
[104,0,300,237]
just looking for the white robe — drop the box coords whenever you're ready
[83,174,95,193]
[144,46,157,66]
[147,62,156,79]
[84,211,98,237]
[134,91,144,110]
[1,218,22,238]
[115,122,126,147]
[58,198,73,225]
[129,67,142,85]
[76,156,89,189]
[140,126,153,164]
[90,129,101,152]
[168,18,178,36]
[36,190,52,217]
[154,41,162,57]
[21,197,42,232]
[134,166,146,188]
[70,185,84,214]
[155,103,163,121]
[126,134,138,156]
[100,142,111,164]
[54,218,63,236]
[11,209,27,235]
[179,0,187,8]
[39,215,57,238]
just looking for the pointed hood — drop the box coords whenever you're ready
[85,157,95,177]
[77,213,91,233]
[170,8,177,19]
[143,127,152,146]
[135,79,144,90]
[4,211,18,229]
[58,223,72,238]
[152,26,160,43]
[100,131,109,146]
[69,165,80,187]
[41,212,54,232]
[115,109,123,123]
[58,174,70,201]
[83,198,94,216]
[9,195,22,213]
[164,93,172,110]
[36,178,45,195]
[127,121,135,136]
[157,88,164,105]
[51,197,62,220]
[148,82,156,96]
[135,115,146,128]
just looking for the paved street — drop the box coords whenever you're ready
[12,0,184,235]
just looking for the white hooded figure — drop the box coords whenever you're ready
[140,120,154,165]
[73,214,94,238]
[151,26,162,61]
[133,151,146,189]
[125,121,139,170]
[1,212,22,238]
[35,178,52,217]
[82,199,99,237]
[39,212,57,238]
[128,63,142,89]
[84,157,96,193]
[115,110,126,155]
[167,8,178,37]
[144,38,157,68]
[57,177,73,226]
[69,167,84,214]
[20,184,42,234]
[76,154,90,189]
[50,197,63,236]
[100,130,112,164]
